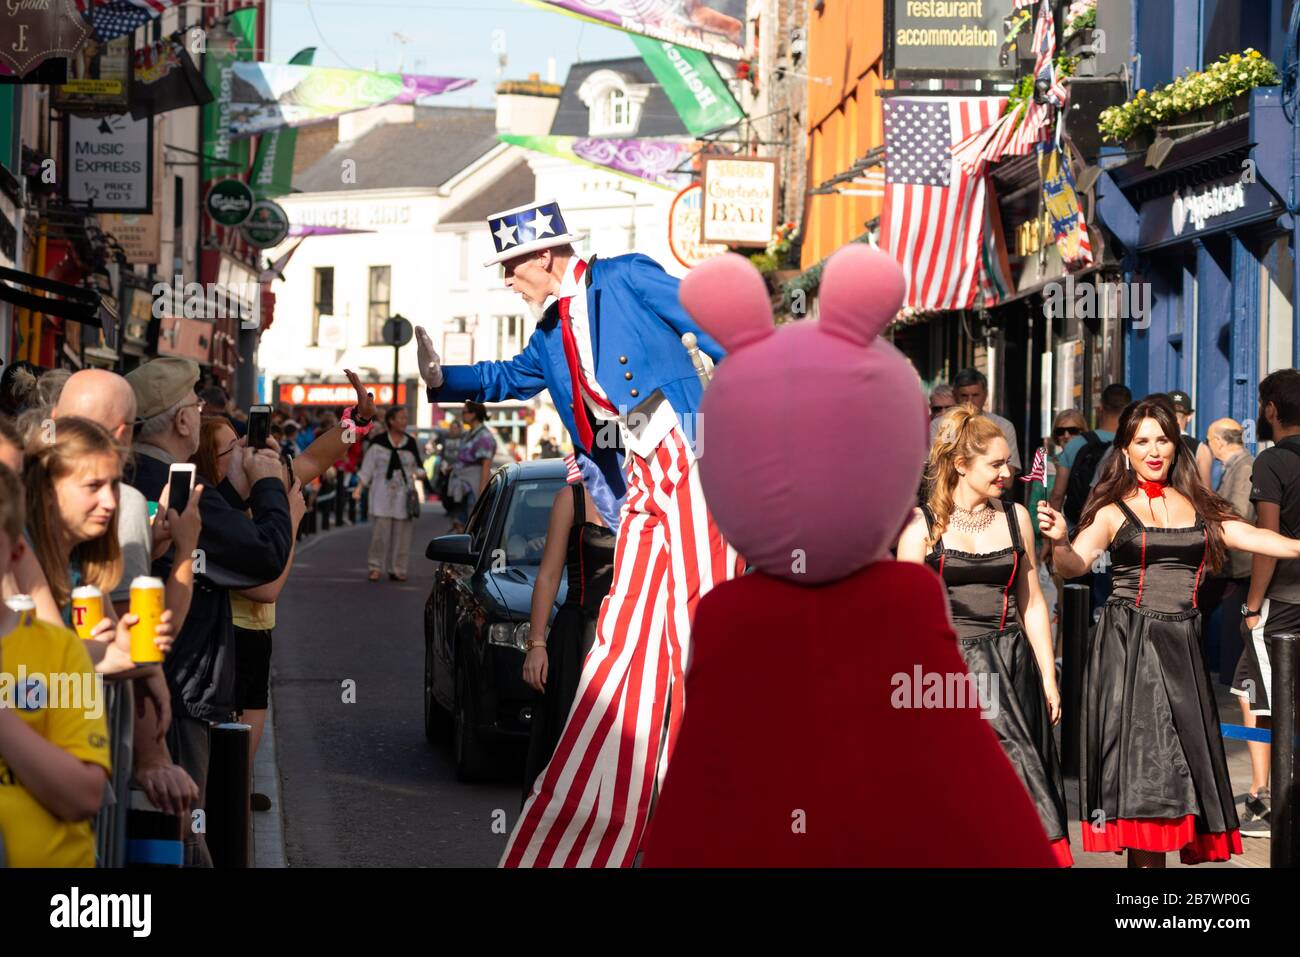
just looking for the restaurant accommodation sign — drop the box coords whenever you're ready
[699,156,778,248]
[888,0,1014,78]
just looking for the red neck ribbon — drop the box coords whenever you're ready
[1139,479,1167,500]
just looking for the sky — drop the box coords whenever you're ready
[269,0,640,108]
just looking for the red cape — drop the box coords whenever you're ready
[641,561,1058,867]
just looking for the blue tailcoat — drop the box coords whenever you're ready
[426,253,725,529]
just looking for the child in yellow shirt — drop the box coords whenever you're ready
[0,463,110,867]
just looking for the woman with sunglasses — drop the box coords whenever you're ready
[1027,410,1087,565]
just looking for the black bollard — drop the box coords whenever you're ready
[206,722,251,868]
[1060,584,1090,778]
[1269,633,1297,868]
[126,788,183,868]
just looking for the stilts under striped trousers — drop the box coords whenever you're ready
[501,426,744,867]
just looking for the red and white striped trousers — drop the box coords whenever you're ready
[501,426,743,867]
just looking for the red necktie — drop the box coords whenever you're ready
[559,259,617,451]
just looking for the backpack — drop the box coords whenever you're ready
[1063,431,1111,526]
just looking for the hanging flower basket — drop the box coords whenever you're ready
[1100,49,1277,144]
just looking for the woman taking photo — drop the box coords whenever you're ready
[520,460,615,801]
[355,405,423,581]
[1038,397,1300,866]
[898,408,1071,865]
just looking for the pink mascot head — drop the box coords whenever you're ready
[680,245,927,584]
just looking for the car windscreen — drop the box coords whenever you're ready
[499,478,566,566]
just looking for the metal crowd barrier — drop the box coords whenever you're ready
[94,678,134,868]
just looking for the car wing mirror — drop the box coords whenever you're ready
[425,534,478,566]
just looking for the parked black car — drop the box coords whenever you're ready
[423,459,569,781]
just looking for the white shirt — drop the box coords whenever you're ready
[558,258,679,459]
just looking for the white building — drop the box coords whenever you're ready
[259,61,695,455]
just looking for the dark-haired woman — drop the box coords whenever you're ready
[1039,397,1300,866]
[899,408,1071,865]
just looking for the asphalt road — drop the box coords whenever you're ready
[271,504,521,867]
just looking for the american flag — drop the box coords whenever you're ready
[880,96,1004,311]
[563,453,582,485]
[75,0,180,43]
[953,0,1064,175]
[1020,446,1047,485]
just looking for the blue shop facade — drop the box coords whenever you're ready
[1094,0,1300,442]
[1097,87,1297,439]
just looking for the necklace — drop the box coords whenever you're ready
[949,503,997,534]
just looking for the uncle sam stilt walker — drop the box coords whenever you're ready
[415,199,744,867]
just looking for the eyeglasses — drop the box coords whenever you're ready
[1054,426,1083,438]
[931,404,955,415]
[177,398,205,415]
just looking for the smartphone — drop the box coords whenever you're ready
[247,405,272,451]
[167,463,196,515]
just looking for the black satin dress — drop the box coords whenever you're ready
[523,483,616,801]
[923,504,1071,865]
[1079,500,1242,863]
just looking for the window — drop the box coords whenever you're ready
[368,266,391,344]
[500,479,567,566]
[577,69,649,136]
[496,315,523,358]
[457,234,469,284]
[312,267,334,345]
[452,316,468,333]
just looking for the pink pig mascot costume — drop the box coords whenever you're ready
[640,246,1057,867]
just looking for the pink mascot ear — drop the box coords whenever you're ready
[817,245,906,346]
[679,253,774,352]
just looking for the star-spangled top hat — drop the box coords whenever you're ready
[483,198,584,267]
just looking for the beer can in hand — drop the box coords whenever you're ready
[4,594,35,628]
[129,577,166,664]
[70,585,105,640]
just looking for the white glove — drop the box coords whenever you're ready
[415,326,444,389]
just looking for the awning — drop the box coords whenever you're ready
[0,265,102,325]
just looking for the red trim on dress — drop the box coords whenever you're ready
[1191,526,1208,608]
[999,550,1019,630]
[1134,528,1147,607]
[1049,837,1074,868]
[1081,815,1242,864]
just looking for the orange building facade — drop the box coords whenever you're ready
[801,0,888,269]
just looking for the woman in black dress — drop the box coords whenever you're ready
[899,408,1071,866]
[521,467,615,802]
[1039,397,1300,866]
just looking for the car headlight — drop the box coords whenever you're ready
[488,621,531,651]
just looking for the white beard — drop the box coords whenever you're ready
[525,299,548,322]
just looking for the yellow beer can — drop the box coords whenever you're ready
[70,585,105,640]
[129,576,166,664]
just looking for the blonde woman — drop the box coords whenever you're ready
[899,407,1071,866]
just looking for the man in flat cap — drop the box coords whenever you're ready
[416,198,743,868]
[125,357,293,866]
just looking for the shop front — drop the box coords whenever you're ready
[1096,87,1296,434]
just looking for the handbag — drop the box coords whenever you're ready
[399,467,421,519]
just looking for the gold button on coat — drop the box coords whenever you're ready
[624,371,633,380]
[619,355,628,364]
[630,388,639,398]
